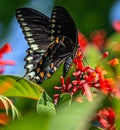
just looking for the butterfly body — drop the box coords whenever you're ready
[16,6,78,83]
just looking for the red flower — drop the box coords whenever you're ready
[112,20,120,33]
[77,32,88,51]
[0,43,15,74]
[0,43,12,58]
[96,108,116,130]
[90,29,106,51]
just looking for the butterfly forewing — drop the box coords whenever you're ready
[16,8,51,79]
[50,6,77,45]
[16,8,50,50]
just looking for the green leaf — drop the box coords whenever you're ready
[4,95,105,130]
[57,93,72,106]
[0,75,44,100]
[106,32,120,59]
[4,112,51,130]
[37,91,56,116]
[50,95,105,130]
[85,45,102,67]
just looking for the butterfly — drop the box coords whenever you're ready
[16,6,78,84]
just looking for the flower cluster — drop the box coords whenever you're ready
[54,48,115,105]
[0,43,15,74]
[95,108,116,130]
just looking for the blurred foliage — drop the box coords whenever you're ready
[0,0,116,39]
[54,0,115,36]
[0,0,29,37]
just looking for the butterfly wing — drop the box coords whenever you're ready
[49,6,78,76]
[16,6,78,83]
[34,6,78,83]
[16,8,50,79]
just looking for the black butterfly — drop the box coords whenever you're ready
[16,6,78,84]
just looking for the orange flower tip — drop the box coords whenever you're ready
[74,97,83,103]
[108,58,119,66]
[102,51,109,58]
[92,72,97,78]
[116,75,120,79]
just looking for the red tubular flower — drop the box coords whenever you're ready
[0,43,12,58]
[96,108,116,130]
[0,43,15,74]
[54,76,73,105]
[90,29,106,51]
[112,20,120,33]
[77,32,88,51]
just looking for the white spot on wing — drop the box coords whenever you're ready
[26,32,32,37]
[26,64,34,71]
[51,29,55,34]
[21,22,27,26]
[18,14,22,17]
[24,27,31,31]
[34,76,40,81]
[52,15,56,18]
[50,36,54,41]
[52,19,56,23]
[26,71,35,78]
[51,24,55,28]
[26,56,33,61]
[28,38,35,43]
[31,44,39,50]
[53,11,56,15]
[16,10,21,13]
[19,18,24,21]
